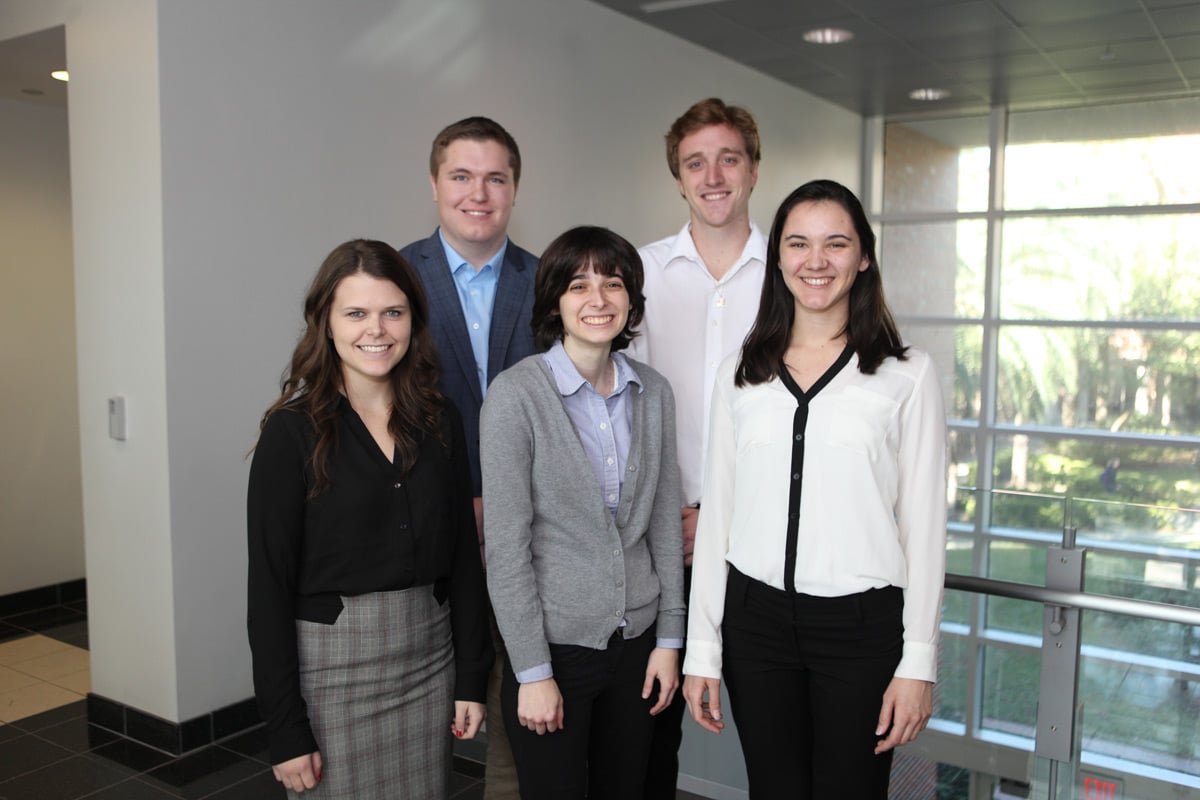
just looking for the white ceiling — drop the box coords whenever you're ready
[0,26,66,109]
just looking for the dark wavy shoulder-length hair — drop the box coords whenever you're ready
[259,239,442,493]
[531,226,646,353]
[736,179,907,387]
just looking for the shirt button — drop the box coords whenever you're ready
[628,464,637,472]
[613,549,621,557]
[617,580,624,587]
[795,433,803,441]
[472,323,480,330]
[599,422,607,430]
[394,481,403,489]
[606,457,615,466]
[793,473,800,480]
[608,493,617,502]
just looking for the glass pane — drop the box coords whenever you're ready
[884,116,991,214]
[992,436,1200,513]
[903,326,983,422]
[995,325,1200,435]
[948,431,978,491]
[985,539,1047,636]
[1006,98,1200,210]
[981,643,1039,740]
[881,221,986,318]
[988,489,1066,536]
[934,634,969,725]
[1076,501,1200,607]
[999,214,1200,323]
[1079,632,1200,779]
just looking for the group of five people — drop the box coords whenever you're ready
[247,98,947,799]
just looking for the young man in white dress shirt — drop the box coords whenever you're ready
[628,97,766,798]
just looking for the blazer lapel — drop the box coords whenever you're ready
[414,234,483,404]
[487,246,533,383]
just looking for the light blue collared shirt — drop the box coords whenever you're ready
[439,231,507,398]
[514,341,680,685]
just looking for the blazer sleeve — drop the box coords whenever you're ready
[479,368,552,675]
[246,411,320,764]
[444,404,494,702]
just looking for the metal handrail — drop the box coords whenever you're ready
[946,572,1200,627]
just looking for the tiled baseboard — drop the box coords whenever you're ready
[87,693,262,756]
[0,578,86,617]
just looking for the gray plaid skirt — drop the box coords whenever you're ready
[293,587,454,799]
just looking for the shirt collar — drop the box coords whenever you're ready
[544,340,642,398]
[663,220,767,281]
[437,229,508,277]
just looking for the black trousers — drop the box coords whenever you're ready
[722,566,903,800]
[502,627,658,800]
[642,565,691,799]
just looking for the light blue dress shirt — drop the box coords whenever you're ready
[514,341,680,684]
[438,231,507,398]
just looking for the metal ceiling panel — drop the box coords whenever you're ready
[588,0,1200,116]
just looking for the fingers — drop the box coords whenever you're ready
[643,648,680,716]
[517,679,564,735]
[453,700,486,740]
[874,678,932,754]
[272,752,322,793]
[682,675,724,734]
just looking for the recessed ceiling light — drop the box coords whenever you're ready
[51,70,69,82]
[640,0,729,12]
[802,28,853,44]
[909,88,949,101]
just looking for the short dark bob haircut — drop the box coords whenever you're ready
[736,179,907,387]
[531,226,645,353]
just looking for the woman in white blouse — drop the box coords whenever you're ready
[681,179,947,799]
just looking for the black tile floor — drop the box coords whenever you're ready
[0,700,489,799]
[0,601,706,799]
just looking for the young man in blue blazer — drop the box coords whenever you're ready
[399,116,537,800]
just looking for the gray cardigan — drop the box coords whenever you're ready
[480,353,685,675]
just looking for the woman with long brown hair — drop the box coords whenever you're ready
[247,239,490,797]
[682,181,947,799]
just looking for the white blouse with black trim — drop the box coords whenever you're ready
[683,345,948,684]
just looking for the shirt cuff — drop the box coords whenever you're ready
[656,637,683,649]
[894,642,937,683]
[514,662,554,684]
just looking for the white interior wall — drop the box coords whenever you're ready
[1,0,860,788]
[0,96,84,596]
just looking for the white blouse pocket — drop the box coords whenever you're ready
[821,386,897,457]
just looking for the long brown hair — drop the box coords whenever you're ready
[260,239,442,493]
[737,180,907,387]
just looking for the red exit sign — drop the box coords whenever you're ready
[1080,772,1123,799]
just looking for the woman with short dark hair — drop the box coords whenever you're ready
[481,226,685,800]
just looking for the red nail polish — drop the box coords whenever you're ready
[455,729,463,738]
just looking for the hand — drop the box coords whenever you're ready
[682,674,724,734]
[473,496,485,568]
[272,751,322,793]
[518,678,564,735]
[642,647,679,715]
[874,677,932,753]
[680,506,699,567]
[452,700,486,740]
